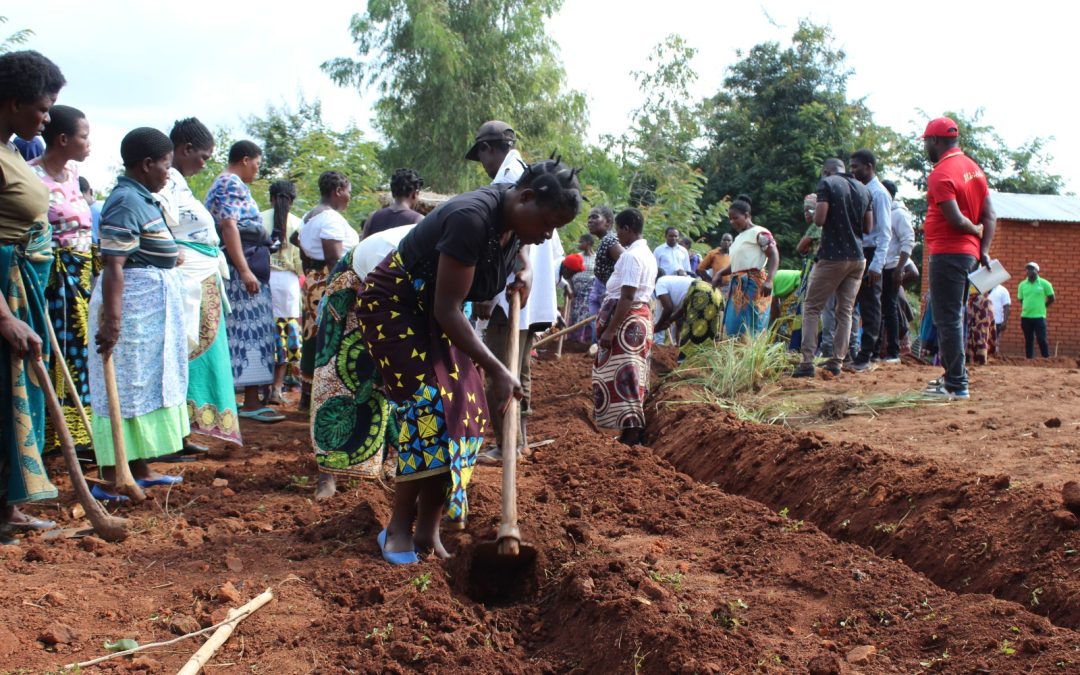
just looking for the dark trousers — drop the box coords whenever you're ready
[1021,317,1050,358]
[879,266,902,358]
[855,247,882,362]
[929,253,976,392]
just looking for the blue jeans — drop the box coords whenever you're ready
[929,253,976,392]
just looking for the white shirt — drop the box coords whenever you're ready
[988,285,1011,325]
[654,275,694,308]
[605,238,658,303]
[491,149,525,186]
[352,224,416,279]
[299,209,359,261]
[653,242,691,276]
[493,235,564,327]
[885,201,915,270]
[157,168,218,246]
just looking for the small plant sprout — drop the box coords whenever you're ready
[1031,587,1043,607]
[1000,639,1016,655]
[411,572,432,593]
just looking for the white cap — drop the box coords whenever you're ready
[1026,261,1040,272]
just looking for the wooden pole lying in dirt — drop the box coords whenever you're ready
[27,357,128,542]
[533,315,596,350]
[176,588,274,674]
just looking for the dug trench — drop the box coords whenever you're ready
[3,348,1080,672]
[646,355,1080,633]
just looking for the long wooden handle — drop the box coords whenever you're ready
[555,299,572,359]
[44,320,92,440]
[28,357,128,541]
[532,314,597,349]
[497,290,522,555]
[102,353,145,502]
[176,588,274,675]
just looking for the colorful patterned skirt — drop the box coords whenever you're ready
[724,269,771,338]
[274,318,302,365]
[299,265,328,393]
[0,230,58,505]
[966,292,995,364]
[359,252,486,523]
[312,250,398,479]
[677,280,723,361]
[568,271,595,343]
[223,272,276,388]
[186,273,242,444]
[592,299,653,430]
[88,267,190,466]
[44,246,97,459]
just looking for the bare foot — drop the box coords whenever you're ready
[315,473,336,501]
[414,535,451,559]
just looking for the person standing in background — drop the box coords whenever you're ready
[654,226,691,276]
[261,180,304,404]
[879,179,915,364]
[362,168,424,238]
[987,283,1010,354]
[1017,262,1055,359]
[79,176,102,245]
[848,149,892,372]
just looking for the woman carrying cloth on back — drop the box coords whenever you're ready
[158,118,242,447]
[0,50,66,538]
[361,158,582,564]
[717,195,779,338]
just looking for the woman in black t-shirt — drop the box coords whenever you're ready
[359,158,583,564]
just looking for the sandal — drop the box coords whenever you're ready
[4,516,57,531]
[377,528,418,565]
[90,484,129,502]
[238,407,286,423]
[136,475,184,488]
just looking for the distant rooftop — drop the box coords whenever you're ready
[991,192,1080,223]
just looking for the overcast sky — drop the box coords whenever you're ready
[7,1,1075,195]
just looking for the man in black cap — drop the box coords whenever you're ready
[464,120,522,185]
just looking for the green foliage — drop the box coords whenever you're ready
[698,21,897,262]
[322,0,588,194]
[0,16,33,54]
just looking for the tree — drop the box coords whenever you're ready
[0,16,32,54]
[322,0,588,194]
[698,21,898,262]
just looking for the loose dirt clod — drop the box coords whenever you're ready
[1063,481,1080,514]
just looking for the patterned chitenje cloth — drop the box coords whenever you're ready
[187,275,241,444]
[274,318,302,365]
[359,252,486,523]
[312,249,399,479]
[724,268,771,337]
[223,276,276,388]
[592,299,653,430]
[299,266,328,392]
[568,268,595,343]
[0,228,59,504]
[677,280,723,361]
[966,292,995,364]
[44,246,97,458]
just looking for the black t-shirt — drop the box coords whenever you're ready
[816,174,871,262]
[364,205,423,238]
[593,232,620,283]
[397,185,520,302]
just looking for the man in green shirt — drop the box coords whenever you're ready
[1017,261,1055,358]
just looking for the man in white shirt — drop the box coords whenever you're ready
[653,275,695,337]
[465,120,522,186]
[879,180,915,363]
[653,227,691,276]
[988,284,1011,353]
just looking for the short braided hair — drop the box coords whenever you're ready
[589,205,614,224]
[318,170,350,198]
[169,117,214,151]
[0,50,65,105]
[390,168,423,198]
[120,127,173,168]
[515,154,583,215]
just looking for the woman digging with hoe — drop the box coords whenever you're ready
[360,157,583,564]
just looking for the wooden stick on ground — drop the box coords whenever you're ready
[64,588,274,670]
[176,588,274,675]
[532,314,596,349]
[27,357,127,542]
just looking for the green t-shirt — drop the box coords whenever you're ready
[1017,277,1055,319]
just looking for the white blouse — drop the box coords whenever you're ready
[604,238,658,303]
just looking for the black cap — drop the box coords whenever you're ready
[465,120,516,161]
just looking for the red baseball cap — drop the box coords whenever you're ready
[919,116,959,139]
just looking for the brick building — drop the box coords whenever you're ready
[984,192,1080,357]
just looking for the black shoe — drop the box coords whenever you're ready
[823,364,842,377]
[181,441,210,455]
[847,359,875,373]
[792,363,815,378]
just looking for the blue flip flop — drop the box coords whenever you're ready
[137,475,184,488]
[91,484,129,502]
[238,407,286,423]
[377,528,419,565]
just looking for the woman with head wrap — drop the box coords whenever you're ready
[157,117,242,448]
[0,50,66,538]
[27,104,95,463]
[260,180,303,404]
[205,141,283,423]
[362,157,582,563]
[88,127,188,499]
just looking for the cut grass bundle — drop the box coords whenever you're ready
[667,331,795,400]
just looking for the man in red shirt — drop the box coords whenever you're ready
[921,116,996,399]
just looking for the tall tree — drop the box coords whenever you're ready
[698,21,897,261]
[322,0,588,194]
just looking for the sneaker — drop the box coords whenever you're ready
[792,363,815,378]
[923,385,969,400]
[924,377,943,391]
[882,357,901,364]
[847,359,875,373]
[823,364,842,377]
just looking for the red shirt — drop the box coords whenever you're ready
[924,149,988,257]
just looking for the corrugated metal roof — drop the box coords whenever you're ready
[990,191,1080,223]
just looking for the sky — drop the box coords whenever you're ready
[6,1,1076,194]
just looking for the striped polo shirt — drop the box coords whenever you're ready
[99,175,178,269]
